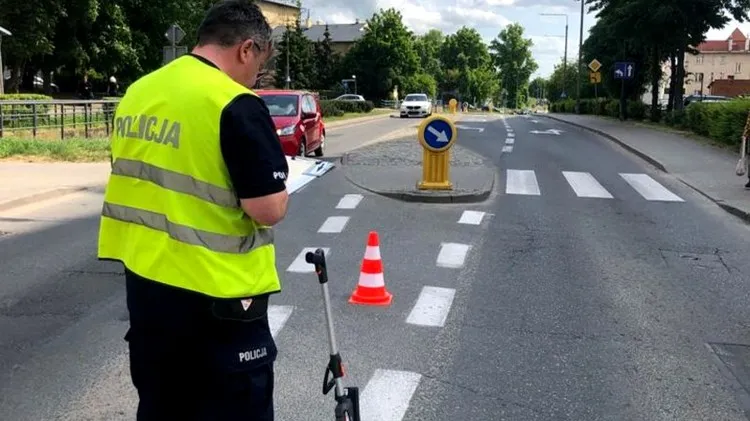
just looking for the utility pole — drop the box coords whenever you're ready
[575,0,585,114]
[285,26,291,89]
[540,13,568,99]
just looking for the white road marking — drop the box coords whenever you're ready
[562,171,614,198]
[287,247,330,272]
[506,169,540,195]
[336,194,363,209]
[436,242,471,268]
[507,132,515,137]
[317,216,350,233]
[502,145,513,153]
[458,210,485,225]
[268,305,294,339]
[505,138,514,145]
[406,286,456,327]
[620,173,684,202]
[361,369,422,421]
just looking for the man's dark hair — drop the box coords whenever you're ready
[196,1,272,48]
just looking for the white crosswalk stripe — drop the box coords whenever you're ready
[620,173,685,202]
[502,170,685,202]
[562,171,613,198]
[506,170,541,195]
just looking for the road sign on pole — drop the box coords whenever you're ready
[417,115,458,190]
[588,59,602,72]
[165,24,185,45]
[163,23,187,65]
[589,71,601,84]
[613,62,635,80]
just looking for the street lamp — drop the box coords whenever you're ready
[0,26,11,95]
[352,75,357,94]
[540,13,568,99]
[575,0,585,114]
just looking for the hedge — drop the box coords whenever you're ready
[550,97,750,147]
[0,94,54,128]
[319,99,375,118]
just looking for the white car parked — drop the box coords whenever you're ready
[399,93,432,118]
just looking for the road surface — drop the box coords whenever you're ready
[2,114,750,420]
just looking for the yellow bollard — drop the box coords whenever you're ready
[449,98,457,114]
[417,115,458,190]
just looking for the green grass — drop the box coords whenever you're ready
[0,137,111,162]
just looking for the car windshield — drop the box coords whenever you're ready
[261,94,299,116]
[405,94,428,102]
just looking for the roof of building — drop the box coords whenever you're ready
[259,0,300,9]
[708,78,750,96]
[272,22,367,44]
[696,27,749,52]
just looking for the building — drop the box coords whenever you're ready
[271,19,367,56]
[684,27,750,96]
[257,0,300,28]
[707,78,750,97]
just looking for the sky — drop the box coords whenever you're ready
[299,0,750,80]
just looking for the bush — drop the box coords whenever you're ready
[320,100,344,117]
[320,100,374,116]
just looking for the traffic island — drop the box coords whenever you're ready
[341,137,494,203]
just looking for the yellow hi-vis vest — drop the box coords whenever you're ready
[97,55,281,299]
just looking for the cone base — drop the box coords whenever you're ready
[348,288,393,306]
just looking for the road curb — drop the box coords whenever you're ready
[341,153,494,204]
[326,112,393,129]
[541,114,668,172]
[0,186,92,211]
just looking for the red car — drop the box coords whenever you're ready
[256,89,325,157]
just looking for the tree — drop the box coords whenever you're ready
[414,29,444,80]
[344,8,419,100]
[528,77,547,102]
[401,73,437,98]
[437,27,496,103]
[311,24,340,89]
[490,23,537,109]
[274,18,314,89]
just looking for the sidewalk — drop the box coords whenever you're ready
[544,113,750,221]
[0,162,111,211]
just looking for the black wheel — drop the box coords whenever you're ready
[314,133,324,157]
[298,139,307,157]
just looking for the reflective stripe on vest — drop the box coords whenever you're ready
[102,202,273,254]
[111,158,238,208]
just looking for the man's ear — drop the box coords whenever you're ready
[239,39,255,64]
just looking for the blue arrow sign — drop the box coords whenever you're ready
[614,62,635,80]
[423,118,455,151]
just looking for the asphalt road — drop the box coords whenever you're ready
[3,113,750,420]
[324,114,418,157]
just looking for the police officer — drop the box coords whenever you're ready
[97,2,288,420]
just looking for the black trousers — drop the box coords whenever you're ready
[125,269,277,421]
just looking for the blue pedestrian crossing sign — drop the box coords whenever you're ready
[418,116,457,152]
[614,62,635,80]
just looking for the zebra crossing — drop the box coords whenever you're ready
[504,169,685,202]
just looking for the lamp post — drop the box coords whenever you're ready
[540,13,568,99]
[352,74,357,94]
[0,26,11,95]
[575,0,585,114]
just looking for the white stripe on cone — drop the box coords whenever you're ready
[359,272,385,288]
[364,245,381,260]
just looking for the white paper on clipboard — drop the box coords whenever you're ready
[285,155,335,194]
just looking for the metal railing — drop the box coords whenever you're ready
[0,99,120,140]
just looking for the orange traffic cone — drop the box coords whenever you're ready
[349,231,393,306]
